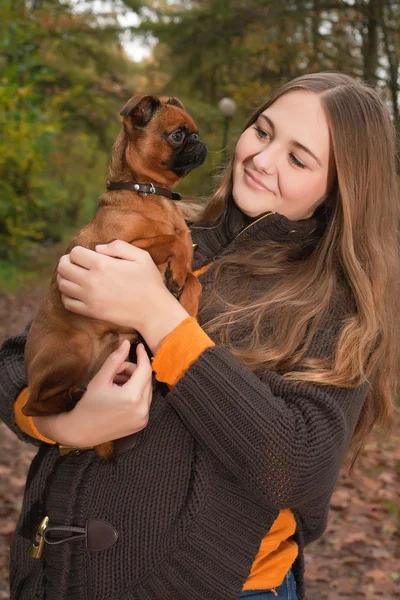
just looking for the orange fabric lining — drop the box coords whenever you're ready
[151,316,215,388]
[192,264,211,278]
[242,510,298,590]
[14,387,56,444]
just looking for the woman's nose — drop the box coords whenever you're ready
[252,145,278,175]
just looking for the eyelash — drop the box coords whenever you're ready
[252,125,307,170]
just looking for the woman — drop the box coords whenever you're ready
[1,72,398,600]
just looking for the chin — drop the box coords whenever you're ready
[233,183,274,216]
[233,193,272,218]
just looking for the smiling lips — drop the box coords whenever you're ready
[244,169,275,194]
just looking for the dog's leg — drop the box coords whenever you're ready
[175,272,202,316]
[164,259,184,298]
[24,327,95,417]
[131,234,189,279]
[131,234,201,315]
[24,323,134,458]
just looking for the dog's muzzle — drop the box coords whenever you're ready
[170,141,208,176]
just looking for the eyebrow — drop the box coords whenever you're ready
[259,114,322,167]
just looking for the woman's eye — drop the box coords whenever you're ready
[289,154,306,169]
[253,125,270,140]
[252,124,306,169]
[170,130,184,143]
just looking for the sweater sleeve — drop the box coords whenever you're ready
[164,323,369,511]
[152,317,215,387]
[0,322,41,446]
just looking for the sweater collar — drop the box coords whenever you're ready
[191,195,323,269]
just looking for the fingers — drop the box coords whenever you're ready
[145,378,153,409]
[114,374,131,385]
[60,294,89,316]
[57,274,83,300]
[68,246,103,270]
[124,344,153,390]
[116,361,137,377]
[136,343,152,373]
[58,247,117,281]
[94,340,131,386]
[57,254,90,285]
[113,361,138,385]
[95,240,150,262]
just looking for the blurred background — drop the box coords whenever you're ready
[0,1,399,598]
[1,0,400,280]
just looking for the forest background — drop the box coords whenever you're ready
[0,1,399,598]
[1,0,400,285]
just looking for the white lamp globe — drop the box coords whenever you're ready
[218,97,237,118]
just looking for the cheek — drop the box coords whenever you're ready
[308,172,329,202]
[233,143,246,184]
[233,141,244,170]
[234,130,253,166]
[283,170,328,204]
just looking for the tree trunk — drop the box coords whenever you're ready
[359,0,381,86]
[311,0,321,54]
[381,0,400,170]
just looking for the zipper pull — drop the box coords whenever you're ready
[28,516,49,559]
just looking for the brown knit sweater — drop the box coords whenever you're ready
[0,198,369,600]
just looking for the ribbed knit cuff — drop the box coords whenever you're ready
[152,317,215,388]
[14,388,56,444]
[0,324,41,447]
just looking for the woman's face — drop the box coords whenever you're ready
[233,90,331,221]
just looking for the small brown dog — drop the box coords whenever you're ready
[23,94,207,458]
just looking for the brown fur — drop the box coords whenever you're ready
[23,94,207,458]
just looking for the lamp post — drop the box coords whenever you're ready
[218,97,237,162]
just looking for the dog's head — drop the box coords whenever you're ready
[108,94,208,188]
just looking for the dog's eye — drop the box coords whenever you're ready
[170,130,184,143]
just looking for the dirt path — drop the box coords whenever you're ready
[0,252,399,599]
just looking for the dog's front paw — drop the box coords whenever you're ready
[164,260,184,299]
[64,385,87,411]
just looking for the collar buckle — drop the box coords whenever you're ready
[144,182,156,196]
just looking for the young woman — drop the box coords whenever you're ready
[1,72,398,600]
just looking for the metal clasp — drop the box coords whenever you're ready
[28,516,49,559]
[143,182,155,196]
[58,444,93,456]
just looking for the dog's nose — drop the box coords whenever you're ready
[190,133,199,141]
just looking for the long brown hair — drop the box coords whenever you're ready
[189,72,400,463]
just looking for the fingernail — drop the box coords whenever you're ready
[96,244,108,250]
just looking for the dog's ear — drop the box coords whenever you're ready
[120,94,162,129]
[161,97,186,111]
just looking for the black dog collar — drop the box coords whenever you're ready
[107,181,182,201]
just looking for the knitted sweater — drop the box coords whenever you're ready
[13,264,298,592]
[0,198,369,600]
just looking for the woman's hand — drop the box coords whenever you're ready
[33,340,153,447]
[56,241,189,353]
[57,242,166,331]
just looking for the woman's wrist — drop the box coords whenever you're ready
[138,292,190,355]
[33,411,74,446]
